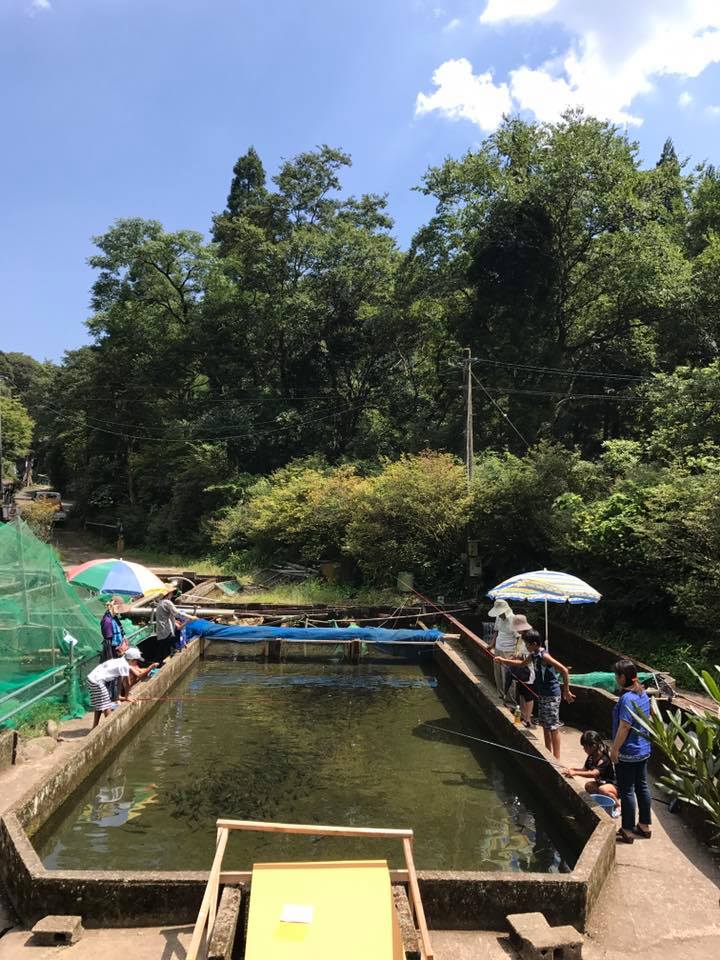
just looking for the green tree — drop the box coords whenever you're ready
[0,393,34,477]
[410,112,692,453]
[345,452,471,588]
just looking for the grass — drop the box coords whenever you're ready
[582,623,717,691]
[12,699,66,739]
[234,576,406,607]
[120,546,221,575]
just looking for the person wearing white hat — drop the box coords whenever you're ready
[487,599,517,701]
[86,647,158,729]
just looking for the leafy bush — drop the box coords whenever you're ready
[214,460,370,564]
[636,665,720,845]
[20,500,58,543]
[345,451,471,587]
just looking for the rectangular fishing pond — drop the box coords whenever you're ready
[34,656,579,873]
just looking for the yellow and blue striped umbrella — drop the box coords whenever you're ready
[488,569,601,605]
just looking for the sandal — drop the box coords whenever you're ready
[631,826,652,839]
[616,829,634,844]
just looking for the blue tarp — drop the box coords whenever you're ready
[184,620,443,644]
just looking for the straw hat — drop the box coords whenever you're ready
[488,599,513,618]
[511,614,533,633]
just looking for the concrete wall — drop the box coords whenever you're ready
[0,638,210,927]
[1,634,616,932]
[0,730,17,771]
[431,642,616,929]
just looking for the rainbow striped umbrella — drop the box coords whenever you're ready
[67,558,165,598]
[488,569,600,647]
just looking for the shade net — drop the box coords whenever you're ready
[0,520,112,724]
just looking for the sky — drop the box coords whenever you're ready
[2,0,720,362]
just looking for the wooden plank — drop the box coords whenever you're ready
[216,819,414,839]
[187,826,230,960]
[218,868,410,884]
[402,838,433,960]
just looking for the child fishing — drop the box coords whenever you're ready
[87,647,158,729]
[495,629,575,759]
[562,730,620,815]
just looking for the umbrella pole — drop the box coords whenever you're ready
[544,598,549,650]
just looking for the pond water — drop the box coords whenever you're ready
[35,658,578,872]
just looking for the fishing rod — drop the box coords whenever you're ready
[412,587,540,701]
[421,722,677,808]
[420,722,567,769]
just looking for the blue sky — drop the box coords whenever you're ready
[3,0,720,362]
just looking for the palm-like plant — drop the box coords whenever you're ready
[634,665,720,845]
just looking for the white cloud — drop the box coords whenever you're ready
[416,58,512,131]
[444,18,462,32]
[480,0,558,23]
[418,1,720,128]
[678,91,693,108]
[706,104,720,116]
[31,0,52,10]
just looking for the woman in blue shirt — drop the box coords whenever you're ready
[610,659,652,844]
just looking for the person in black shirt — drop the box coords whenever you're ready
[563,730,619,814]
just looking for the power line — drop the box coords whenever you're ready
[470,371,530,449]
[469,357,651,382]
[37,399,374,446]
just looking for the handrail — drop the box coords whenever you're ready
[0,623,152,725]
[0,679,68,725]
[187,819,434,960]
[0,665,67,708]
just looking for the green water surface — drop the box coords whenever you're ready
[35,659,578,872]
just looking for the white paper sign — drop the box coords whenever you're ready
[280,904,314,924]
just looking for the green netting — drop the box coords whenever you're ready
[570,671,655,693]
[0,519,107,724]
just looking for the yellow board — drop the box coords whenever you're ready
[245,860,404,960]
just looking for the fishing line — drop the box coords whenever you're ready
[412,587,539,701]
[132,694,244,704]
[421,723,676,808]
[419,722,566,769]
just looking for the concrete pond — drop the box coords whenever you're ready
[0,631,616,935]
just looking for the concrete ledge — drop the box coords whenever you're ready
[430,642,615,930]
[207,885,243,960]
[0,639,208,927]
[392,884,420,959]
[0,729,17,771]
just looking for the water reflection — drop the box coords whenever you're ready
[35,661,577,873]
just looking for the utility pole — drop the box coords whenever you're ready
[463,348,474,488]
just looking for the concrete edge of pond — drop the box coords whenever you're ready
[0,635,616,932]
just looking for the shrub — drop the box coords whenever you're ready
[344,451,471,587]
[20,500,58,543]
[214,460,370,564]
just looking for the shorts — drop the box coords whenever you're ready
[538,695,562,730]
[88,680,112,712]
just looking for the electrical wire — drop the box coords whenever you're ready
[36,399,375,445]
[469,357,651,383]
[470,371,531,448]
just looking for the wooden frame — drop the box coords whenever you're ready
[188,818,434,960]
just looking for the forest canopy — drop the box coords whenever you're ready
[3,110,720,672]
